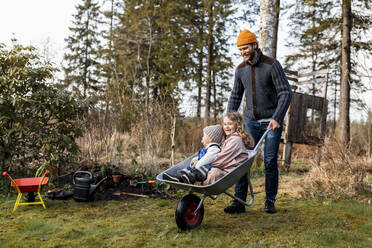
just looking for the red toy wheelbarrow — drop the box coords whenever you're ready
[2,170,50,212]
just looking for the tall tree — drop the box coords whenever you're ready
[204,1,214,125]
[100,0,122,124]
[109,0,196,130]
[63,0,102,98]
[259,0,280,58]
[203,0,235,125]
[339,0,352,145]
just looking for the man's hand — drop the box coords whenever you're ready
[268,119,280,131]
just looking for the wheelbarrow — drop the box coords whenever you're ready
[2,170,50,212]
[156,129,270,230]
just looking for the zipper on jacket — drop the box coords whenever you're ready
[251,66,258,119]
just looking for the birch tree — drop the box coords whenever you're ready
[259,0,280,58]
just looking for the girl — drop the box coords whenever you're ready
[203,112,254,185]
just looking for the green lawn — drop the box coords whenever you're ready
[0,177,371,248]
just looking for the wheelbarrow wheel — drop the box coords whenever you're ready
[175,194,204,230]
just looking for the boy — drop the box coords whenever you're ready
[163,125,224,184]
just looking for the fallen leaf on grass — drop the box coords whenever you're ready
[72,228,81,233]
[40,237,48,241]
[119,233,126,237]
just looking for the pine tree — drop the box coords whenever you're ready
[203,0,236,125]
[339,0,352,145]
[106,0,196,130]
[99,0,122,124]
[63,0,102,98]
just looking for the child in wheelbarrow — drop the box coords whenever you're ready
[203,112,253,185]
[163,112,253,185]
[163,124,224,184]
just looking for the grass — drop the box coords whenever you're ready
[0,176,371,248]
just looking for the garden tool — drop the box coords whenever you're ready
[129,180,156,187]
[112,192,149,198]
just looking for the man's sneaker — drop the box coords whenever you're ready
[224,202,245,214]
[162,172,180,182]
[264,199,277,214]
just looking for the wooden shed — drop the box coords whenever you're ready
[282,69,328,168]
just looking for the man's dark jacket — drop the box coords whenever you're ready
[227,49,292,124]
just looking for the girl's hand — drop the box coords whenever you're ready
[190,157,198,168]
[268,119,280,131]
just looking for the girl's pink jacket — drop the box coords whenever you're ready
[203,132,249,185]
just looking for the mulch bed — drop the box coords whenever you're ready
[48,172,172,201]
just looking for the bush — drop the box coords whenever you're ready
[301,138,371,199]
[0,44,89,177]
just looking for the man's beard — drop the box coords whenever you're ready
[248,51,255,61]
[243,50,255,62]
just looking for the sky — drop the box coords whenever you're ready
[1,0,371,121]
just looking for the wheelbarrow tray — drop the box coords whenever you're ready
[156,150,257,196]
[11,177,49,193]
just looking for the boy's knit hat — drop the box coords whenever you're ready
[237,29,257,47]
[203,125,224,143]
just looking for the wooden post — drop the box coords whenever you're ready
[282,141,292,170]
[316,145,322,165]
[281,84,296,169]
[170,114,176,166]
[318,71,329,165]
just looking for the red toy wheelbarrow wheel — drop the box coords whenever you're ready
[175,194,204,230]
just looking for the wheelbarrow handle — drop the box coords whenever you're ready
[253,128,272,152]
[2,172,10,177]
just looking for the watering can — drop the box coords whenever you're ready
[72,171,107,202]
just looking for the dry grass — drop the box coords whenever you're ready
[75,113,207,178]
[301,138,371,200]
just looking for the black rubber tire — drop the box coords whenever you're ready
[175,194,204,230]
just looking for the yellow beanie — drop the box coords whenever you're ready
[236,29,257,47]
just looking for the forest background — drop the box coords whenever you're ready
[0,0,371,198]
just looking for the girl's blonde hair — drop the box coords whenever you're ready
[223,112,254,148]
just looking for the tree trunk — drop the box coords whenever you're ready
[368,115,372,158]
[204,2,213,126]
[212,70,217,123]
[338,0,351,146]
[197,45,203,118]
[259,0,280,58]
[272,0,280,59]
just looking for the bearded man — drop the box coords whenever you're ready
[225,29,292,214]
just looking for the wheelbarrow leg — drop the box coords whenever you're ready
[246,169,255,206]
[194,195,206,216]
[224,171,254,207]
[38,192,46,209]
[13,193,22,212]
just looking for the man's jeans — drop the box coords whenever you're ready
[235,119,282,203]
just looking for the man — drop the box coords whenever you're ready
[225,29,292,214]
